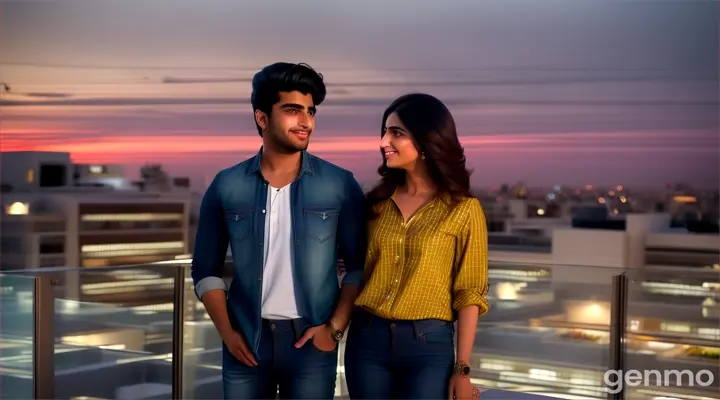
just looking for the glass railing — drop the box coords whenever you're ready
[0,274,36,399]
[5,260,714,399]
[623,266,720,400]
[0,264,185,400]
[472,263,616,399]
[52,264,179,400]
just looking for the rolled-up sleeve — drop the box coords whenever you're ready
[338,173,367,287]
[191,174,229,300]
[452,199,490,316]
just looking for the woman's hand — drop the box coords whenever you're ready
[448,375,479,400]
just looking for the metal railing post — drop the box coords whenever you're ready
[607,273,628,400]
[33,275,55,400]
[171,266,186,399]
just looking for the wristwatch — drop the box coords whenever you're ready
[454,362,471,377]
[327,319,345,343]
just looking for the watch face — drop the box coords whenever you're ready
[332,330,344,341]
[456,364,470,375]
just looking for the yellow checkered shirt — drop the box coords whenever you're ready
[355,193,490,321]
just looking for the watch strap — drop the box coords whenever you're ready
[328,318,345,342]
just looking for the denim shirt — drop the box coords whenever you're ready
[190,149,367,358]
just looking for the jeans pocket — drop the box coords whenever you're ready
[419,321,454,345]
[310,340,338,354]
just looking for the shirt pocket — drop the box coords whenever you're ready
[225,208,254,242]
[304,207,339,243]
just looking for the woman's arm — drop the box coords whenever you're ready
[452,199,490,364]
[456,305,480,364]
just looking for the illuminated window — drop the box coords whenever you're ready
[81,241,185,258]
[81,241,184,253]
[27,168,35,184]
[82,277,174,295]
[82,258,108,268]
[660,322,691,333]
[81,213,184,222]
[528,368,557,382]
[698,328,720,340]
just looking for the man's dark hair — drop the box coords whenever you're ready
[251,62,326,136]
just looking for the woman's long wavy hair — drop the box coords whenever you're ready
[365,93,474,219]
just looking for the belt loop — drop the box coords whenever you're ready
[291,319,301,341]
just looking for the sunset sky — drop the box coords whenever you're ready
[1,0,718,189]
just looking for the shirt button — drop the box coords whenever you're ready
[262,209,266,214]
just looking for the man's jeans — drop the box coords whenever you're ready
[344,308,455,399]
[222,318,338,399]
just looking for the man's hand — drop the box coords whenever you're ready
[337,258,346,276]
[294,324,336,352]
[222,330,257,367]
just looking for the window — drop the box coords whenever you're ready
[39,236,65,254]
[39,164,67,187]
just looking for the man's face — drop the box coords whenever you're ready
[256,91,316,153]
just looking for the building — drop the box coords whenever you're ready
[1,151,193,303]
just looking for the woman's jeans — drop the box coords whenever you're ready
[344,308,455,399]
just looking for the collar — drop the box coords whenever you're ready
[390,186,446,209]
[246,147,315,177]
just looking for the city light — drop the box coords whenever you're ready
[6,201,29,215]
[673,195,698,203]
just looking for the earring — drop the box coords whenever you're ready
[421,152,426,160]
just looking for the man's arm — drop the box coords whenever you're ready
[330,173,367,330]
[192,174,257,366]
[191,175,233,338]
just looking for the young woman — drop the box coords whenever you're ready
[344,93,488,400]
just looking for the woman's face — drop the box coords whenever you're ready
[380,112,420,170]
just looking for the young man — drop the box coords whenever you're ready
[191,62,366,399]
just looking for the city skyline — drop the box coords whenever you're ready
[1,0,718,189]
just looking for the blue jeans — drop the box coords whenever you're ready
[344,308,455,399]
[222,318,338,399]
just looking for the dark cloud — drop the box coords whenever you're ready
[23,92,72,98]
[160,75,716,87]
[1,96,716,108]
[161,76,252,84]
